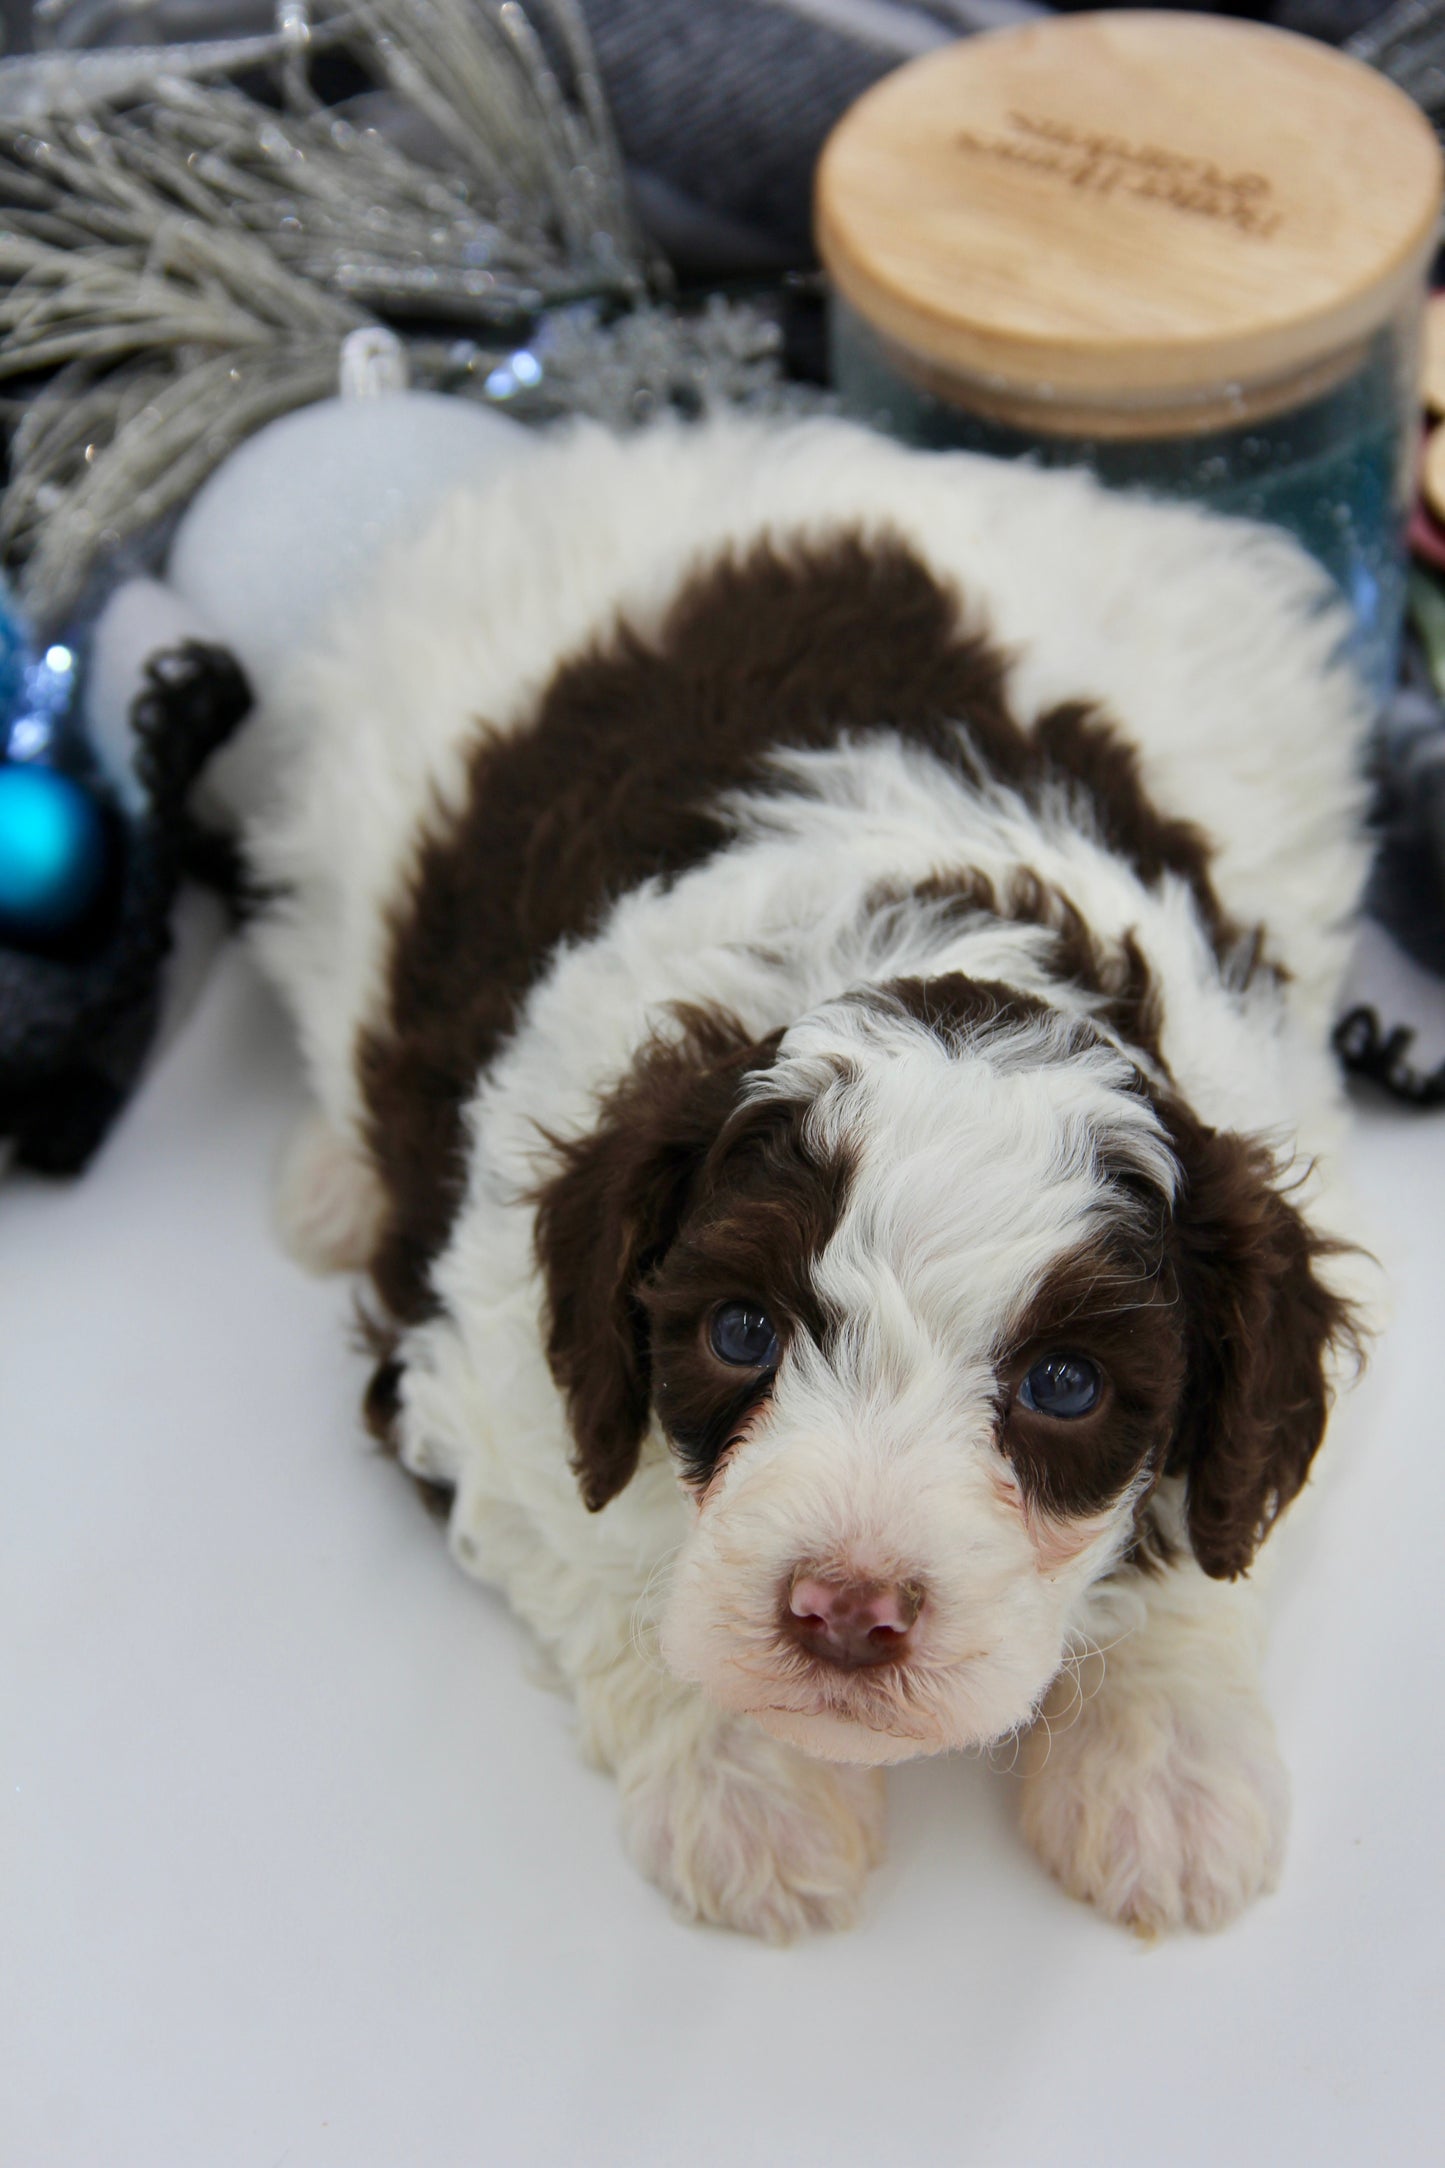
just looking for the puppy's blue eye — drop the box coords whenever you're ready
[1018,1355,1102,1419]
[709,1302,780,1369]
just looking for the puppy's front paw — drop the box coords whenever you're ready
[621,1717,885,1942]
[1018,1675,1289,1935]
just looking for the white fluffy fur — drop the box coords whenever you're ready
[274,1110,388,1275]
[231,415,1373,1939]
[1018,1546,1290,1935]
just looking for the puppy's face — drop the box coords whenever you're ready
[536,983,1353,1765]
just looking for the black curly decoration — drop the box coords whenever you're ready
[0,642,252,1175]
[1334,1004,1445,1109]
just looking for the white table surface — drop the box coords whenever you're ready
[4,945,1443,2168]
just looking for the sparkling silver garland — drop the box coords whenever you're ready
[0,0,810,628]
[1351,1,1445,133]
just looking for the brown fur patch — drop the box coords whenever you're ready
[642,1108,853,1494]
[997,1229,1187,1523]
[993,1102,1363,1577]
[1157,1102,1364,1578]
[1027,703,1236,954]
[867,868,1167,1064]
[356,532,1238,1329]
[865,970,1055,1043]
[532,1006,851,1510]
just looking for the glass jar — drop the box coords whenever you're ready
[818,15,1443,703]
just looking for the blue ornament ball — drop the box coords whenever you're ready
[0,764,111,942]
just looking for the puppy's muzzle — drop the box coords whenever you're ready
[782,1570,924,1671]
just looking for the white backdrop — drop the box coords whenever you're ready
[3,947,1441,2168]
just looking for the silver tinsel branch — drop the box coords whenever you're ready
[464,295,805,433]
[1351,1,1445,135]
[0,0,803,626]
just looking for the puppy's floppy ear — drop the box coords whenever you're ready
[533,1010,783,1512]
[1160,1100,1363,1579]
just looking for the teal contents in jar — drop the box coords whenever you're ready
[833,300,1417,706]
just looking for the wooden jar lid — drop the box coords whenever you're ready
[817,12,1444,431]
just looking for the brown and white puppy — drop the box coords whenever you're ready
[237,415,1369,1941]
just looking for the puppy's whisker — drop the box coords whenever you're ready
[989,1723,1025,1775]
[628,1543,685,1677]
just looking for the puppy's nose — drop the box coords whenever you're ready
[784,1571,922,1670]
